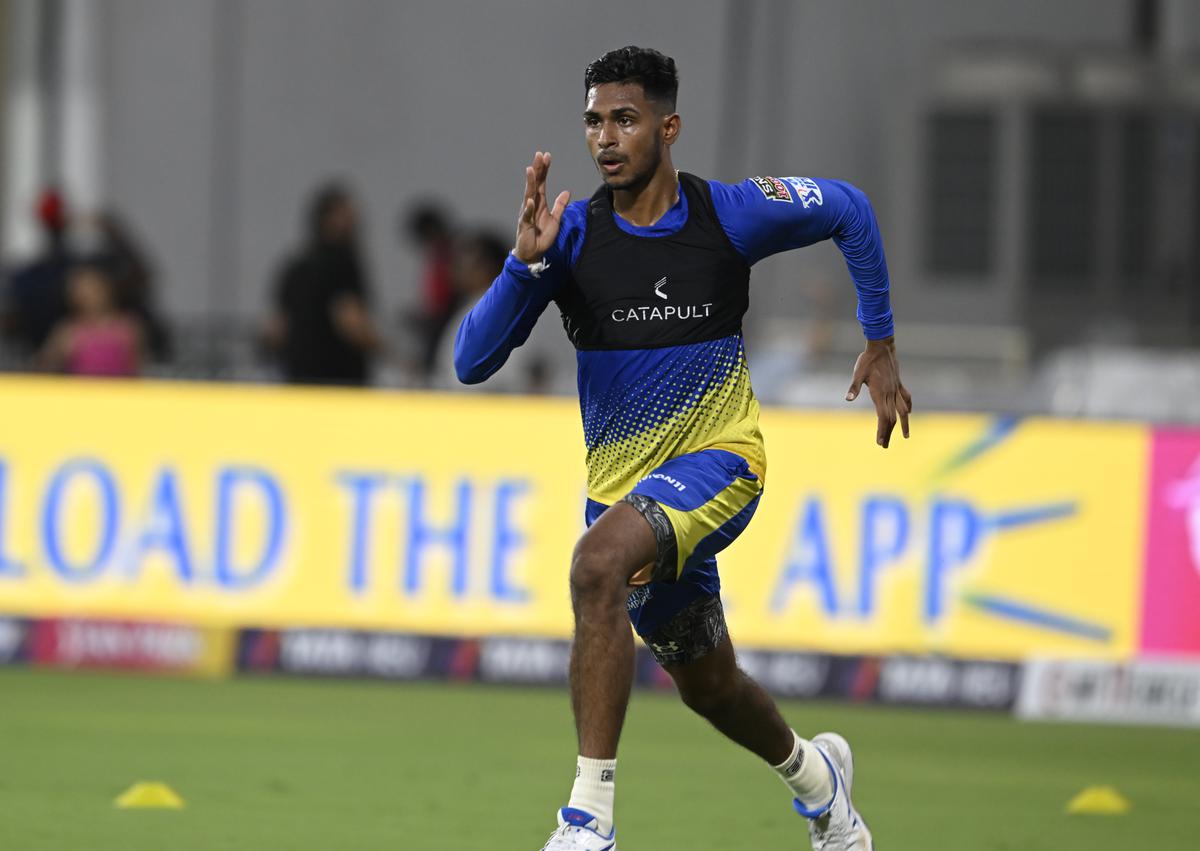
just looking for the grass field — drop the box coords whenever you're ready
[2,669,1198,850]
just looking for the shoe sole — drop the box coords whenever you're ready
[813,731,873,850]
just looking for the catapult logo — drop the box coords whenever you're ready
[610,276,713,323]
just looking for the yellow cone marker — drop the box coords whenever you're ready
[1065,786,1130,815]
[114,782,185,810]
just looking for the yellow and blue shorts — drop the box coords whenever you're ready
[584,448,763,665]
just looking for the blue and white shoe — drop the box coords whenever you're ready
[540,807,617,850]
[795,732,873,850]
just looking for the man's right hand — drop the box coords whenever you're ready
[514,151,571,265]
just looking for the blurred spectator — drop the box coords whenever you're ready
[264,182,381,386]
[2,190,170,368]
[38,262,144,377]
[435,229,551,393]
[3,188,75,355]
[403,202,457,381]
[90,210,171,361]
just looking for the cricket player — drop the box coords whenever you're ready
[455,45,910,851]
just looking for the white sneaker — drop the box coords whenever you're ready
[795,732,873,851]
[540,807,617,850]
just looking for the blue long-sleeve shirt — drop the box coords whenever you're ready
[455,174,894,501]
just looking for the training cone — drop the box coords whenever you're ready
[114,781,185,809]
[1065,786,1130,815]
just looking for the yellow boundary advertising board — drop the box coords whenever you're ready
[0,377,1146,660]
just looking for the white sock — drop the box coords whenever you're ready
[772,730,834,812]
[567,756,617,835]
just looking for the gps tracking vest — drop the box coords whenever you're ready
[556,172,751,350]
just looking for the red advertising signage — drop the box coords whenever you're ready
[28,618,233,676]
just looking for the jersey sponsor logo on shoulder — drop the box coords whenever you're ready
[751,175,793,203]
[783,177,823,209]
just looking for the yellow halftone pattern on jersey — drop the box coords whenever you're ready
[585,345,766,505]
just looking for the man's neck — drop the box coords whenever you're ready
[611,162,679,228]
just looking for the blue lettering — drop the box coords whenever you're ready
[214,466,286,589]
[42,459,119,582]
[129,467,194,582]
[857,495,909,616]
[0,460,24,577]
[772,497,838,615]
[926,498,982,622]
[490,479,530,603]
[404,477,471,597]
[335,472,388,593]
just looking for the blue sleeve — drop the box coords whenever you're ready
[453,201,587,384]
[710,177,894,340]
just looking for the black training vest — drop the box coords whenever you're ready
[555,172,750,351]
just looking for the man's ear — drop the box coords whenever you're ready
[662,112,681,147]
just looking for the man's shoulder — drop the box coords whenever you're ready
[697,177,767,218]
[555,199,591,257]
[705,176,834,223]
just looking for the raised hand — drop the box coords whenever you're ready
[514,151,571,265]
[845,336,913,449]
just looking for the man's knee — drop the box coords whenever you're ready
[569,539,629,603]
[570,502,657,605]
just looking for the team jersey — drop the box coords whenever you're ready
[454,173,893,504]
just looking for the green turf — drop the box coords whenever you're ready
[1,669,1197,849]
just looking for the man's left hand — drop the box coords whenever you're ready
[845,336,912,449]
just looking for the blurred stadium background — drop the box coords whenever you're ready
[0,1,1198,849]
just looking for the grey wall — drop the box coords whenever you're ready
[94,0,1142,335]
[100,0,731,326]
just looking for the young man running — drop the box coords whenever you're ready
[455,45,910,851]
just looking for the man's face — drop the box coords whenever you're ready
[584,82,675,190]
[322,198,358,244]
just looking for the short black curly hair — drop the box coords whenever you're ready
[584,46,678,112]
